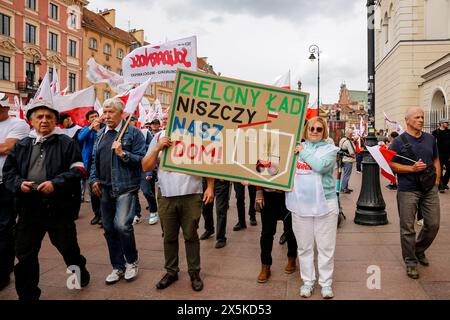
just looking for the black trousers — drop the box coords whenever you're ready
[233,182,256,226]
[260,191,297,266]
[14,210,87,301]
[439,154,450,190]
[0,183,15,284]
[202,180,231,241]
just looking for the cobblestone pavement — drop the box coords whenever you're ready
[1,172,450,300]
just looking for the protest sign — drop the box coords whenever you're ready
[122,36,197,84]
[160,70,309,191]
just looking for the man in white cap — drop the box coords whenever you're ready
[2,99,90,301]
[0,93,29,291]
[432,118,450,193]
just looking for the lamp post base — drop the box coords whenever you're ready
[354,133,389,226]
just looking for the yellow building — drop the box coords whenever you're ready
[81,8,144,103]
[375,0,450,132]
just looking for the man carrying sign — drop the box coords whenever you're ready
[142,131,214,292]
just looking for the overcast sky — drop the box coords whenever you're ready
[87,0,368,105]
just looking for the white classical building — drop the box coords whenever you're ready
[375,0,450,132]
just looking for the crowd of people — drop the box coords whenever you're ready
[0,92,446,300]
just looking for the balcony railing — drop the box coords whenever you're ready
[17,81,39,93]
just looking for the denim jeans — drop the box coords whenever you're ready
[0,183,15,283]
[233,182,256,226]
[202,179,231,241]
[134,174,158,218]
[356,153,363,172]
[101,186,138,270]
[340,162,353,192]
[397,186,440,267]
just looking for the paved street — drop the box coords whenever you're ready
[1,172,450,300]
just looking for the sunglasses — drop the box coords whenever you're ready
[308,126,323,133]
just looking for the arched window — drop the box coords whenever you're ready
[103,43,111,55]
[89,38,97,50]
[117,48,124,59]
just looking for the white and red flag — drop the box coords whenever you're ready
[50,65,60,96]
[272,70,291,89]
[366,144,397,184]
[116,77,152,116]
[86,58,132,94]
[306,99,319,120]
[32,73,53,103]
[53,86,96,127]
[123,36,197,84]
[383,112,404,134]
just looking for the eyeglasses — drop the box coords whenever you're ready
[308,126,323,133]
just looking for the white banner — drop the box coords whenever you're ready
[122,36,197,84]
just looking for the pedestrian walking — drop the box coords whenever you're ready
[285,117,340,299]
[3,100,90,301]
[89,98,145,284]
[388,107,440,279]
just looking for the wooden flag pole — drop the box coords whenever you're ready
[116,112,133,143]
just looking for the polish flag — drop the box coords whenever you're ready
[50,65,60,96]
[32,73,53,103]
[53,86,96,127]
[270,71,291,120]
[366,144,397,184]
[117,77,152,116]
[306,99,319,120]
[272,70,291,89]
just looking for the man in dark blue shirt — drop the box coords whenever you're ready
[389,107,441,280]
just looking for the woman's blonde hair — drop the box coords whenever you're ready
[301,116,329,141]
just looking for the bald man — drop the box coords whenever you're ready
[388,107,441,280]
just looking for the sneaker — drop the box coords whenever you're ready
[321,286,334,299]
[416,219,424,226]
[406,266,419,279]
[124,260,139,281]
[105,269,124,285]
[417,254,429,266]
[132,216,141,225]
[299,284,314,298]
[149,212,159,225]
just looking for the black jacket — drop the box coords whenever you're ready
[2,134,83,218]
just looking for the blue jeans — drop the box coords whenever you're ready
[101,186,138,270]
[340,162,353,192]
[356,153,363,172]
[134,174,158,217]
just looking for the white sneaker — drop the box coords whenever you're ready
[299,284,314,298]
[105,269,124,285]
[149,212,159,225]
[124,260,139,281]
[417,219,424,226]
[132,216,141,225]
[321,286,334,299]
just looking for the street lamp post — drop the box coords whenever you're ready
[309,44,320,108]
[354,0,388,225]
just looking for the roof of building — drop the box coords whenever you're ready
[348,90,368,103]
[82,8,138,45]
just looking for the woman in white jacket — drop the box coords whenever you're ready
[286,117,340,299]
